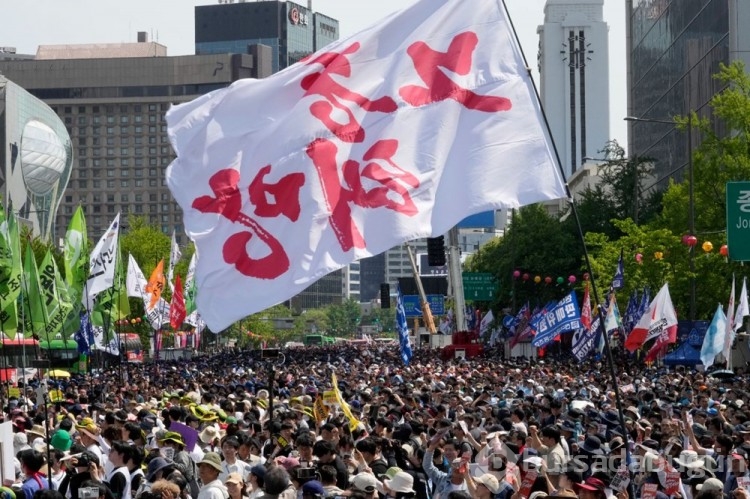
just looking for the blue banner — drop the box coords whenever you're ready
[395,285,413,365]
[612,250,625,290]
[572,316,600,361]
[531,291,581,347]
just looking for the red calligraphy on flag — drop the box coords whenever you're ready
[307,138,419,252]
[192,166,305,279]
[301,43,398,143]
[399,31,512,112]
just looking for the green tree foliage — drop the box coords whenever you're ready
[326,298,361,337]
[465,204,581,310]
[363,307,396,333]
[120,216,171,279]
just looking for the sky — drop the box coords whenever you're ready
[2,0,627,150]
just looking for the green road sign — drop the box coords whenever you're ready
[727,182,750,261]
[462,272,497,301]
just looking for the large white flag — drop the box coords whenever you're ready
[126,253,170,330]
[83,214,120,309]
[166,0,566,330]
[167,231,182,292]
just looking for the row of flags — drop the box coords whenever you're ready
[0,202,207,357]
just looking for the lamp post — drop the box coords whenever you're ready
[624,115,695,320]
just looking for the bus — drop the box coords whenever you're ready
[303,334,336,346]
[38,339,81,372]
[0,337,40,382]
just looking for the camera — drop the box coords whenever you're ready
[296,467,317,480]
[80,488,99,499]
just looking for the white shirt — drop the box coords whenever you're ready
[198,479,229,499]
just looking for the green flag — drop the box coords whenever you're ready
[0,203,18,337]
[92,242,130,342]
[39,250,72,340]
[184,253,197,315]
[2,212,23,307]
[22,244,48,337]
[64,206,88,299]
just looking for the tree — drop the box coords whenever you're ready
[120,216,171,279]
[326,299,361,337]
[464,204,581,311]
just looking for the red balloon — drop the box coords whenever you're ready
[583,273,590,281]
[686,235,698,247]
[522,273,530,281]
[720,244,729,257]
[513,270,521,279]
[544,276,552,284]
[568,275,576,284]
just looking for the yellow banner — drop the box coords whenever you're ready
[332,373,360,432]
[8,387,20,399]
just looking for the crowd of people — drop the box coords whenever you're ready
[2,343,750,499]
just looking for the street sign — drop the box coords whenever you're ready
[402,294,445,317]
[462,272,497,301]
[727,182,750,261]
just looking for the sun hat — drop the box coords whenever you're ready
[351,472,379,493]
[199,425,223,444]
[474,473,501,494]
[225,472,243,485]
[383,471,415,494]
[574,477,607,492]
[27,425,46,440]
[697,478,724,492]
[50,430,72,451]
[380,467,402,480]
[146,457,174,481]
[160,431,185,446]
[198,452,223,473]
[75,417,100,439]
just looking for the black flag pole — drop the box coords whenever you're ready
[501,1,636,492]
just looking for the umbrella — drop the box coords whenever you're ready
[47,369,71,378]
[708,369,735,380]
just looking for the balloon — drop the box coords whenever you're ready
[544,276,552,285]
[654,251,664,260]
[136,317,142,323]
[131,319,137,324]
[635,253,643,263]
[568,275,576,284]
[534,275,541,284]
[681,234,690,245]
[513,270,521,279]
[522,273,530,281]
[720,244,729,257]
[702,241,713,253]
[686,235,698,247]
[583,273,590,281]
[556,276,564,285]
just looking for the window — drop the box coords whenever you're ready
[65,195,73,203]
[135,205,143,213]
[148,104,157,112]
[78,148,87,157]
[93,116,101,125]
[92,138,101,146]
[121,194,129,202]
[108,205,115,213]
[65,206,73,214]
[160,146,169,154]
[64,117,72,125]
[92,126,100,135]
[161,157,170,165]
[120,116,129,124]
[78,106,86,113]
[106,159,115,167]
[121,180,129,188]
[149,115,157,123]
[93,159,101,168]
[149,126,157,133]
[107,148,115,156]
[107,194,115,202]
[78,127,86,135]
[135,137,143,145]
[135,179,143,187]
[78,180,87,188]
[161,193,169,201]
[135,194,143,202]
[107,169,115,178]
[120,137,129,145]
[93,106,100,113]
[135,115,143,123]
[107,180,115,188]
[149,158,157,166]
[78,138,87,146]
[92,148,101,156]
[161,214,169,222]
[93,170,101,178]
[78,117,87,125]
[64,106,72,114]
[150,205,157,213]
[93,205,101,213]
[120,105,128,113]
[107,137,115,146]
[78,159,86,168]
[78,169,87,178]
[107,127,114,134]
[121,169,129,177]
[149,136,157,144]
[93,216,101,225]
[121,148,128,156]
[134,169,143,177]
[93,180,101,188]
[121,159,129,167]
[149,179,157,187]
[107,116,115,124]
[149,168,157,177]
[135,126,143,134]
[149,147,157,155]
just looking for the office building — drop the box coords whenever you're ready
[195,1,340,73]
[0,36,273,242]
[0,77,72,238]
[538,0,610,180]
[626,0,750,184]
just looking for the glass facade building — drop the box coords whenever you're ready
[627,0,730,185]
[195,1,339,73]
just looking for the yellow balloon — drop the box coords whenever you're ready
[702,241,713,253]
[534,275,541,283]
[654,251,664,260]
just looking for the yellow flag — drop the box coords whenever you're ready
[313,395,330,424]
[332,373,360,432]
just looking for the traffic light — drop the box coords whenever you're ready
[427,236,446,266]
[380,283,390,308]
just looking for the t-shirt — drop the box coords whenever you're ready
[21,474,48,499]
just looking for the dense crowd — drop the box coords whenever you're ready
[3,344,750,499]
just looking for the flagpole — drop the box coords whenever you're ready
[501,2,636,494]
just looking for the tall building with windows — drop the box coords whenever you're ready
[0,38,272,241]
[626,0,750,185]
[538,0,610,180]
[195,1,339,73]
